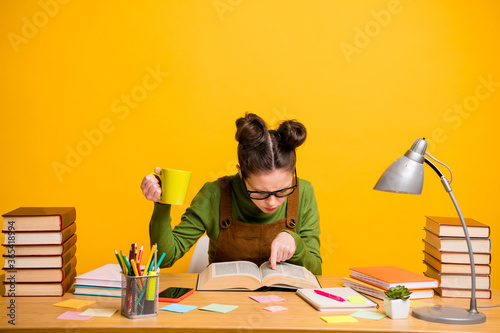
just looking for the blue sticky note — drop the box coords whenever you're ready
[159,304,198,313]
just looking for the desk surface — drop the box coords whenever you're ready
[1,273,498,333]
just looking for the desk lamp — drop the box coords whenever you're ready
[373,138,486,324]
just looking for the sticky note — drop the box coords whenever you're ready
[411,301,436,308]
[57,311,92,321]
[347,296,366,304]
[249,295,286,303]
[320,315,358,323]
[350,310,386,320]
[53,299,96,309]
[80,308,118,317]
[263,305,288,312]
[199,303,238,313]
[160,304,198,313]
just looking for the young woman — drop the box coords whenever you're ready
[140,113,322,274]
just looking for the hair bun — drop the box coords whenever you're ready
[235,113,268,150]
[276,120,307,150]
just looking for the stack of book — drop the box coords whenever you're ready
[423,216,492,299]
[2,207,77,296]
[343,265,438,300]
[73,264,123,297]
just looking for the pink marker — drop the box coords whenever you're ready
[314,290,346,302]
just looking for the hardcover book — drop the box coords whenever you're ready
[2,222,76,245]
[2,207,76,231]
[424,265,490,290]
[424,230,491,253]
[425,216,490,238]
[3,270,76,297]
[423,242,491,265]
[423,252,491,275]
[2,235,77,256]
[196,261,321,291]
[343,277,434,299]
[3,245,76,269]
[434,287,492,299]
[349,265,439,290]
[3,256,77,283]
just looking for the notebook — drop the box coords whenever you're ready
[296,287,379,311]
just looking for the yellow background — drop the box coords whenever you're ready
[1,0,499,288]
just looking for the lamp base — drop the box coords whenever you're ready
[412,305,486,325]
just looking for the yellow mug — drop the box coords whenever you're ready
[153,168,192,205]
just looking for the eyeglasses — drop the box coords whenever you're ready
[243,170,298,200]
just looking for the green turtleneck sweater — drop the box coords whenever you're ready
[149,174,322,275]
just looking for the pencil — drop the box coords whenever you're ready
[156,252,166,273]
[143,244,155,275]
[114,249,126,274]
[121,250,133,276]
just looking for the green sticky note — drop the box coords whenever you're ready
[350,310,386,320]
[80,308,118,317]
[347,295,366,304]
[320,315,358,323]
[199,303,238,313]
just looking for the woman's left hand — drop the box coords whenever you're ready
[269,232,296,269]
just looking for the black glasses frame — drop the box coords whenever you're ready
[243,169,298,200]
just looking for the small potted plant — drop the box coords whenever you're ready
[384,285,412,319]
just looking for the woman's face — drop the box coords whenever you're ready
[241,168,295,214]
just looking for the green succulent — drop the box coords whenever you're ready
[384,285,412,301]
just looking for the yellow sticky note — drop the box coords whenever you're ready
[411,301,436,308]
[53,299,96,309]
[320,316,358,323]
[348,296,366,304]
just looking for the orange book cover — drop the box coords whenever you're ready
[349,265,439,290]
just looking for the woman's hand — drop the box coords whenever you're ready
[269,232,296,269]
[141,167,162,202]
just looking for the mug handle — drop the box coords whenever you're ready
[151,172,162,199]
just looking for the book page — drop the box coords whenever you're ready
[260,261,320,289]
[212,261,261,281]
[260,261,307,280]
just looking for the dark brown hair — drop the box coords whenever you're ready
[235,113,307,178]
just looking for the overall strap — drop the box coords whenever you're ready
[218,176,233,229]
[285,180,299,229]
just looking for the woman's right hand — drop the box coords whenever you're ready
[141,167,162,202]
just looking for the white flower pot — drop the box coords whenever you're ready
[384,298,411,319]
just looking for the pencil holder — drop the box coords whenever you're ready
[121,273,159,319]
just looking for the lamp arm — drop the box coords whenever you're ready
[424,158,479,314]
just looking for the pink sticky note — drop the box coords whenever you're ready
[263,305,288,312]
[57,311,92,321]
[249,295,286,303]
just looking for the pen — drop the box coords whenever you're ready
[314,290,346,302]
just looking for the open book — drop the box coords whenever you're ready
[196,261,321,291]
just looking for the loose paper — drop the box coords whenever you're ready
[320,315,358,323]
[53,299,96,309]
[199,303,238,313]
[249,295,286,303]
[347,296,366,304]
[160,304,198,313]
[80,308,118,317]
[57,311,92,321]
[350,310,386,320]
[263,305,288,312]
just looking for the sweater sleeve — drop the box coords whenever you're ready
[149,181,220,268]
[281,180,322,275]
